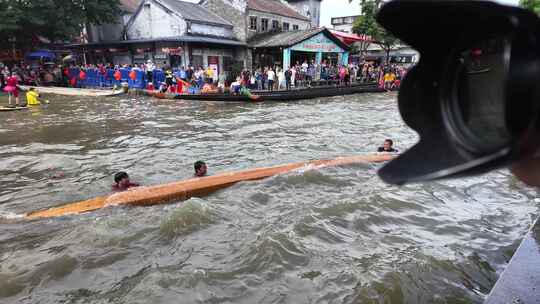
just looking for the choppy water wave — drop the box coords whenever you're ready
[0,93,538,303]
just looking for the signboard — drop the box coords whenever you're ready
[162,47,183,55]
[109,48,128,53]
[208,56,219,80]
[136,48,151,54]
[291,33,344,53]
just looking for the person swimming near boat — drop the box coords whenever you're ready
[240,85,260,101]
[112,172,140,192]
[378,139,399,153]
[194,161,207,177]
[26,88,50,106]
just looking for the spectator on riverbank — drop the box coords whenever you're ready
[267,68,275,92]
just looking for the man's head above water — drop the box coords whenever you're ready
[194,161,207,177]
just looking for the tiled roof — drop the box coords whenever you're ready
[248,0,309,21]
[248,27,349,50]
[120,0,142,13]
[68,35,246,47]
[160,0,233,27]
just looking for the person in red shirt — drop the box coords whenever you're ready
[112,172,140,192]
[3,72,21,108]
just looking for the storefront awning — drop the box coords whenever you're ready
[329,30,372,45]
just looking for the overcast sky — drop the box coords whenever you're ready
[320,0,521,26]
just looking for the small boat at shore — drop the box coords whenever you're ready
[25,154,394,219]
[0,106,29,112]
[148,83,384,102]
[19,86,125,97]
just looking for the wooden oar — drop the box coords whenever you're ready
[25,154,395,220]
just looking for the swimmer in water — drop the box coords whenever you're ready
[378,139,399,153]
[26,88,50,106]
[194,161,207,177]
[112,172,140,191]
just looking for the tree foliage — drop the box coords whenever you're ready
[520,0,540,14]
[352,0,398,62]
[0,0,123,48]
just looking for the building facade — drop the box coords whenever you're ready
[201,0,312,69]
[75,0,245,80]
[286,0,322,28]
[86,0,142,43]
[331,15,360,34]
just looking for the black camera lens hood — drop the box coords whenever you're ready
[376,0,540,184]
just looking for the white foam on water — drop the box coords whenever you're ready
[0,210,25,220]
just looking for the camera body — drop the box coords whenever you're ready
[377,1,540,185]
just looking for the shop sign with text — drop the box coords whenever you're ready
[291,33,344,53]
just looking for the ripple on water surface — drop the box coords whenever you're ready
[0,93,538,304]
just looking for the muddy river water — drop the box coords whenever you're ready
[0,92,538,303]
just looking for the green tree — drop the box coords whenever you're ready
[520,0,540,14]
[0,0,123,49]
[352,0,398,63]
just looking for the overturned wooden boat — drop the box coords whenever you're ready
[19,86,125,97]
[149,83,384,102]
[25,154,395,219]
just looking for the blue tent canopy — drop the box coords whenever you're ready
[26,50,56,60]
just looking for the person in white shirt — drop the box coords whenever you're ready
[277,68,286,90]
[267,68,276,91]
[145,60,155,83]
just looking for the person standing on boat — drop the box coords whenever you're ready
[4,72,21,108]
[285,68,292,90]
[205,66,214,84]
[255,69,263,90]
[267,68,276,92]
[277,68,286,91]
[145,60,155,85]
[291,66,296,88]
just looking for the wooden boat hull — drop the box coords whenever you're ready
[19,86,125,97]
[147,83,383,102]
[25,154,395,219]
[0,106,29,112]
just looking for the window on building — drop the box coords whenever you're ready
[261,18,269,32]
[283,22,290,31]
[249,16,257,31]
[272,20,279,30]
[293,24,299,30]
[333,18,343,25]
[191,55,203,69]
